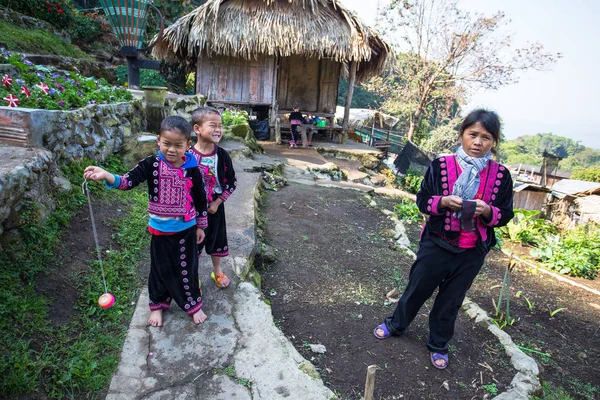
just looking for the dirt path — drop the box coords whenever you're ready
[259,182,600,400]
[260,184,516,400]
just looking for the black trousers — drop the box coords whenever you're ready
[148,226,203,315]
[290,124,300,143]
[198,202,229,257]
[385,237,486,354]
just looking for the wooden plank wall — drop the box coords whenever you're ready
[277,55,340,113]
[196,54,275,104]
[513,190,547,211]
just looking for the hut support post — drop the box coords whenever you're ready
[342,60,357,144]
[270,56,280,142]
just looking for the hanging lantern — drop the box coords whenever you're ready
[99,0,164,89]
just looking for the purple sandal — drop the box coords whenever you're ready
[373,323,391,339]
[430,352,448,369]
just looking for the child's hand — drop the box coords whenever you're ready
[208,199,222,214]
[83,166,110,182]
[196,228,205,244]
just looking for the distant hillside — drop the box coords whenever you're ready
[499,133,600,171]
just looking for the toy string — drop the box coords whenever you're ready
[82,179,109,294]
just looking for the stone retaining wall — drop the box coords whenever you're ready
[0,93,206,239]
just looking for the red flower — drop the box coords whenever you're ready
[2,74,12,87]
[37,82,49,94]
[21,86,31,97]
[58,9,63,14]
[4,94,19,107]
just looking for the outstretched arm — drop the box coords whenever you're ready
[83,166,115,185]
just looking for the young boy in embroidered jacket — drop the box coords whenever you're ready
[84,116,209,326]
[190,107,237,289]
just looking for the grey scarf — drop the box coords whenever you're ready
[452,145,492,200]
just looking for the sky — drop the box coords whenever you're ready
[338,0,600,149]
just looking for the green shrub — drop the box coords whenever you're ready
[221,108,249,127]
[0,0,76,29]
[393,198,424,223]
[400,168,424,194]
[68,10,104,44]
[499,209,557,246]
[115,65,168,88]
[531,224,600,279]
[571,167,600,183]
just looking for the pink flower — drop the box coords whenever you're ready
[4,93,19,107]
[37,82,49,94]
[21,86,31,98]
[2,74,12,87]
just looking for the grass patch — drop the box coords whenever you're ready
[0,156,148,399]
[0,19,90,59]
[532,378,599,400]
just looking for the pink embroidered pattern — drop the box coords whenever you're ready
[147,160,196,221]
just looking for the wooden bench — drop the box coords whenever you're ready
[280,123,344,145]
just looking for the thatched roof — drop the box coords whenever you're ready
[151,0,392,81]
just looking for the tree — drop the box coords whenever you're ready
[376,0,561,141]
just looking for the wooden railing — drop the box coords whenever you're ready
[352,124,406,156]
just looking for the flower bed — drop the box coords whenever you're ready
[0,48,131,110]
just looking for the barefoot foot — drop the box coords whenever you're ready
[148,310,163,327]
[193,309,207,325]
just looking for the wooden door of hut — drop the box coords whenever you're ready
[196,53,276,105]
[277,55,340,114]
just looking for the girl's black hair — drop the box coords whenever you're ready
[459,109,501,145]
[191,106,221,126]
[160,115,193,140]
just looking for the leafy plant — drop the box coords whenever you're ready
[221,108,249,127]
[115,65,168,88]
[500,208,557,246]
[68,9,107,44]
[531,224,600,279]
[0,49,132,110]
[399,168,424,194]
[393,198,423,223]
[0,0,76,29]
[482,383,499,395]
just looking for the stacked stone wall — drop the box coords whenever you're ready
[0,93,206,239]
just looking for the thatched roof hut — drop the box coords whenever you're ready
[152,0,391,140]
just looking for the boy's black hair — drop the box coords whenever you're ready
[191,106,221,126]
[460,109,501,145]
[160,115,193,140]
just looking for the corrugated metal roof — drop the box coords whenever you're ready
[551,179,600,196]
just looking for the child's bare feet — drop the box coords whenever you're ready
[148,310,163,327]
[193,309,207,324]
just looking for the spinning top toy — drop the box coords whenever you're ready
[98,293,115,309]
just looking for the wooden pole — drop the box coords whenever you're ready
[342,60,358,144]
[364,364,377,400]
[270,56,279,142]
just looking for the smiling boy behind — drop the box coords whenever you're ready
[190,107,237,289]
